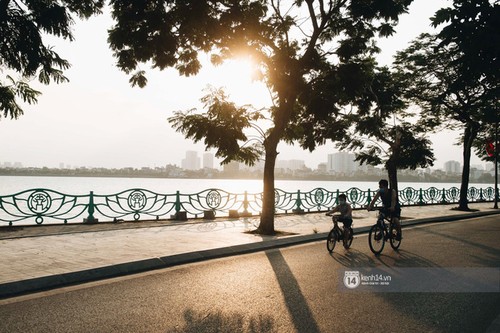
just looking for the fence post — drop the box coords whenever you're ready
[293,190,304,213]
[418,188,424,206]
[241,191,251,217]
[172,191,188,221]
[366,189,371,206]
[175,190,181,213]
[84,191,98,223]
[441,188,447,204]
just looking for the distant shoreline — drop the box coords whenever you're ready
[0,168,493,185]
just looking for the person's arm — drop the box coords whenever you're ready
[345,204,352,217]
[368,192,380,210]
[326,205,339,214]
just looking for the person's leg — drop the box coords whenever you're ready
[391,212,402,240]
[342,219,352,243]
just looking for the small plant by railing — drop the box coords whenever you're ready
[0,186,496,226]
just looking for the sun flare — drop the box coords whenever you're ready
[206,58,270,107]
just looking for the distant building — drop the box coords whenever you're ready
[317,163,327,173]
[471,164,484,171]
[444,160,461,174]
[203,153,214,169]
[276,159,306,171]
[181,151,200,170]
[327,152,358,174]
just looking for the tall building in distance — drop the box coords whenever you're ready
[181,151,200,170]
[327,152,358,174]
[203,153,214,169]
[444,160,461,174]
[276,159,306,171]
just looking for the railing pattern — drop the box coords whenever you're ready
[0,186,497,226]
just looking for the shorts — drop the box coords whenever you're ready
[337,216,353,228]
[381,206,401,219]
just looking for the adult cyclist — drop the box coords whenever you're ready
[367,179,402,240]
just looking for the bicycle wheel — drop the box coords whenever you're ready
[369,224,385,255]
[326,229,337,253]
[389,225,402,250]
[343,227,353,249]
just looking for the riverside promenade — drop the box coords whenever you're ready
[0,202,499,299]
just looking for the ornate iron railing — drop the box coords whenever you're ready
[0,186,496,226]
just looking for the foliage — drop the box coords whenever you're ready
[169,88,264,165]
[431,0,500,86]
[430,0,500,168]
[0,0,105,119]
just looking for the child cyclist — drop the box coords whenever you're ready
[326,194,353,244]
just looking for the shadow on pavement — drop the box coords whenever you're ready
[266,249,321,333]
[165,309,275,333]
[374,249,441,268]
[329,249,378,267]
[377,292,500,333]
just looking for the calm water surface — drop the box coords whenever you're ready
[0,175,487,195]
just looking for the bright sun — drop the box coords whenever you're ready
[205,58,270,107]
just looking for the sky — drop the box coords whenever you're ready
[0,0,485,170]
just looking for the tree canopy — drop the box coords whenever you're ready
[108,0,415,233]
[108,0,414,233]
[0,0,105,119]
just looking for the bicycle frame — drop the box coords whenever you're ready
[368,209,401,255]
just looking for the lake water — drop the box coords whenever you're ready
[0,175,490,195]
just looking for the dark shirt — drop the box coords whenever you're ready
[379,189,401,216]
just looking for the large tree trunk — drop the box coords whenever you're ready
[387,130,401,192]
[387,162,399,193]
[257,92,296,235]
[259,137,279,235]
[458,123,479,210]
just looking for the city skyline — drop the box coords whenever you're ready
[1,150,490,174]
[0,0,484,171]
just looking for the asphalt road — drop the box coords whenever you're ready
[0,216,499,333]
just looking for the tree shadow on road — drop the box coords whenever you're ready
[165,308,276,333]
[265,249,321,333]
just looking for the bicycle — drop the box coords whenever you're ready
[325,213,354,253]
[368,209,402,255]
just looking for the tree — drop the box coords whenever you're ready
[0,0,105,119]
[291,63,435,192]
[108,0,413,234]
[339,66,434,192]
[395,32,498,210]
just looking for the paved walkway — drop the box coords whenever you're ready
[0,202,499,299]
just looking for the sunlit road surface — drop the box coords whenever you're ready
[0,216,499,333]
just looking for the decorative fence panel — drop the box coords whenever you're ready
[0,186,496,226]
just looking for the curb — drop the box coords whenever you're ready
[1,210,499,299]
